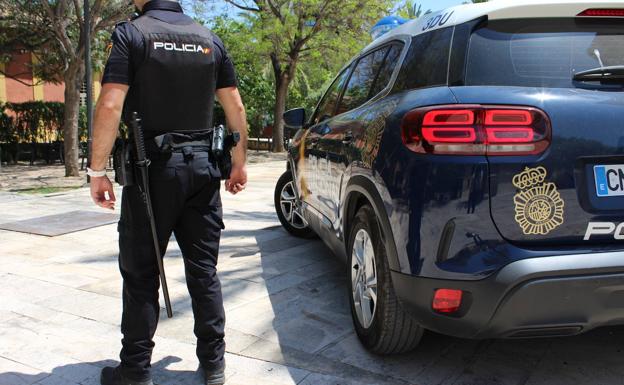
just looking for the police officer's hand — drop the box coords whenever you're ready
[90,176,116,210]
[225,165,247,195]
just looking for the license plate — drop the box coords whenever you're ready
[594,164,624,197]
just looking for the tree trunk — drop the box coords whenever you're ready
[62,62,83,177]
[272,75,289,153]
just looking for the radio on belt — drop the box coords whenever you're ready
[212,124,225,157]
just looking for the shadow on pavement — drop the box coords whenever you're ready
[0,356,203,385]
[253,226,624,385]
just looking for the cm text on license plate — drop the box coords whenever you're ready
[594,164,624,197]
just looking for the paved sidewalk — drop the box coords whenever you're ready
[0,161,623,385]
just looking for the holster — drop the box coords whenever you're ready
[218,131,240,180]
[217,150,233,180]
[113,138,135,186]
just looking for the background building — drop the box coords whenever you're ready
[0,51,101,105]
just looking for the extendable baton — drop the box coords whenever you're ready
[131,112,174,318]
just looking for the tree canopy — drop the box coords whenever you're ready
[217,0,394,151]
[0,0,132,176]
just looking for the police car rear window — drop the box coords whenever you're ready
[393,27,453,92]
[465,19,624,88]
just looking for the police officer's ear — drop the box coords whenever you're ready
[128,0,141,16]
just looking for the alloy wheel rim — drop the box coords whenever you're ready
[351,228,378,329]
[280,181,308,229]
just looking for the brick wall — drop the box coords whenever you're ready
[1,51,101,104]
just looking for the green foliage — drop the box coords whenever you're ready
[0,1,132,82]
[211,16,275,136]
[396,1,431,19]
[204,0,393,144]
[0,104,16,144]
[3,102,64,144]
[0,0,131,174]
[0,101,92,143]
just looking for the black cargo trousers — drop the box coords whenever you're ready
[117,149,225,381]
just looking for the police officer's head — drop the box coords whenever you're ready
[133,0,178,11]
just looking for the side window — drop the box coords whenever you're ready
[312,67,351,125]
[394,27,453,92]
[369,43,404,98]
[336,47,389,115]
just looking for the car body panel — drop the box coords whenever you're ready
[366,0,624,53]
[392,250,624,339]
[451,86,624,246]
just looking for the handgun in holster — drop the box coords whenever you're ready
[113,138,135,186]
[211,124,240,180]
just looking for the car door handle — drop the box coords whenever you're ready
[342,131,354,145]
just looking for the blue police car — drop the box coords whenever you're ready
[274,0,624,353]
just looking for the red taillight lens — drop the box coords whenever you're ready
[423,109,474,125]
[432,289,463,314]
[401,105,551,156]
[422,127,477,143]
[578,9,624,17]
[486,127,534,143]
[485,110,532,126]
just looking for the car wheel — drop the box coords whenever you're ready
[274,170,315,238]
[348,204,423,354]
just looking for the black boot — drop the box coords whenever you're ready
[203,365,225,385]
[100,366,154,385]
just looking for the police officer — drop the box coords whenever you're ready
[88,0,248,384]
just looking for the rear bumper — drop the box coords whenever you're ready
[392,251,624,339]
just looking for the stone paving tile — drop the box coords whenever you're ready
[298,372,395,385]
[0,357,49,385]
[4,261,105,289]
[34,286,122,326]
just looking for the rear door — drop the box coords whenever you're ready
[299,66,352,211]
[313,43,403,225]
[452,17,624,246]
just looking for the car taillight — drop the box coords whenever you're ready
[401,105,551,156]
[577,9,624,17]
[432,289,463,314]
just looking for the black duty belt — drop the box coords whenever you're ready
[147,131,214,153]
[145,131,215,161]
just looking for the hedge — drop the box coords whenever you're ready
[0,101,88,164]
[0,101,90,144]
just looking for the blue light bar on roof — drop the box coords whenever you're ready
[371,16,407,40]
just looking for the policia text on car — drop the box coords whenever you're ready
[88,1,248,384]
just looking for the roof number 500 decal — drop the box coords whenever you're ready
[422,11,454,31]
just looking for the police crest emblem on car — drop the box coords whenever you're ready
[513,166,565,236]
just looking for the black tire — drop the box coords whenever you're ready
[274,170,315,238]
[347,204,423,354]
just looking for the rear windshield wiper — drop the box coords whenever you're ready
[573,65,624,82]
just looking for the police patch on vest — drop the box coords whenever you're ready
[153,42,212,55]
[106,42,113,60]
[513,166,565,236]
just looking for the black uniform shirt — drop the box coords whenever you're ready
[102,0,237,89]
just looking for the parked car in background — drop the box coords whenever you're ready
[274,0,624,354]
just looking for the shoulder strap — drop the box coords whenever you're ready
[127,16,152,67]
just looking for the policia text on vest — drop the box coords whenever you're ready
[153,41,212,54]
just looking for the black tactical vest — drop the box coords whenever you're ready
[124,15,216,133]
